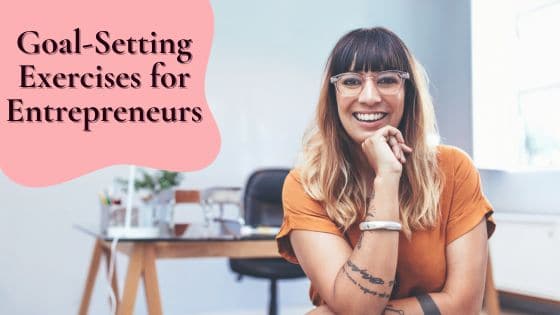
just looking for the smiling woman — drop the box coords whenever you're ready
[331,70,409,144]
[276,27,495,315]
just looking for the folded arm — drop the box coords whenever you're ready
[383,218,489,315]
[292,176,401,315]
[304,218,489,315]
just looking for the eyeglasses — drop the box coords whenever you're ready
[330,70,410,97]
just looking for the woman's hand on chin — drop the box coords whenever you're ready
[361,125,412,177]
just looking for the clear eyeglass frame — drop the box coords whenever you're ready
[329,70,410,97]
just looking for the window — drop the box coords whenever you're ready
[472,0,560,170]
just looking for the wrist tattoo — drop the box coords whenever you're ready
[416,293,441,315]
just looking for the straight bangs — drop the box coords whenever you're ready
[330,28,411,76]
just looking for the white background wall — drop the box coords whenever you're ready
[4,1,553,315]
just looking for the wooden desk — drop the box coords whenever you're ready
[78,237,280,315]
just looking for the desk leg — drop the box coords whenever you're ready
[78,239,103,315]
[103,247,120,313]
[143,244,163,315]
[118,244,144,315]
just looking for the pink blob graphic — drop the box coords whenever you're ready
[0,0,219,187]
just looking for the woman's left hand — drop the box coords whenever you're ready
[387,135,412,165]
[361,125,413,176]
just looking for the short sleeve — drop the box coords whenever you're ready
[276,170,343,264]
[446,148,496,244]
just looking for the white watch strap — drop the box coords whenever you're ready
[359,220,402,231]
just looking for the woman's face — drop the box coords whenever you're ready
[335,71,405,144]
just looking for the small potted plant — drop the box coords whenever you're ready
[117,169,183,231]
[118,169,183,201]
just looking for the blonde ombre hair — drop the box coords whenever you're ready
[298,27,443,238]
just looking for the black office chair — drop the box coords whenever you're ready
[229,169,306,315]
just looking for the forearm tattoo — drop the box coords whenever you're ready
[356,207,375,250]
[357,233,364,249]
[416,293,441,315]
[385,304,405,315]
[342,267,391,298]
[339,260,393,299]
[347,260,384,285]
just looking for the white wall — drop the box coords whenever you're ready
[0,1,478,314]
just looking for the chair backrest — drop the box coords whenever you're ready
[243,169,290,227]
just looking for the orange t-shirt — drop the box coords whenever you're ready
[276,145,495,305]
